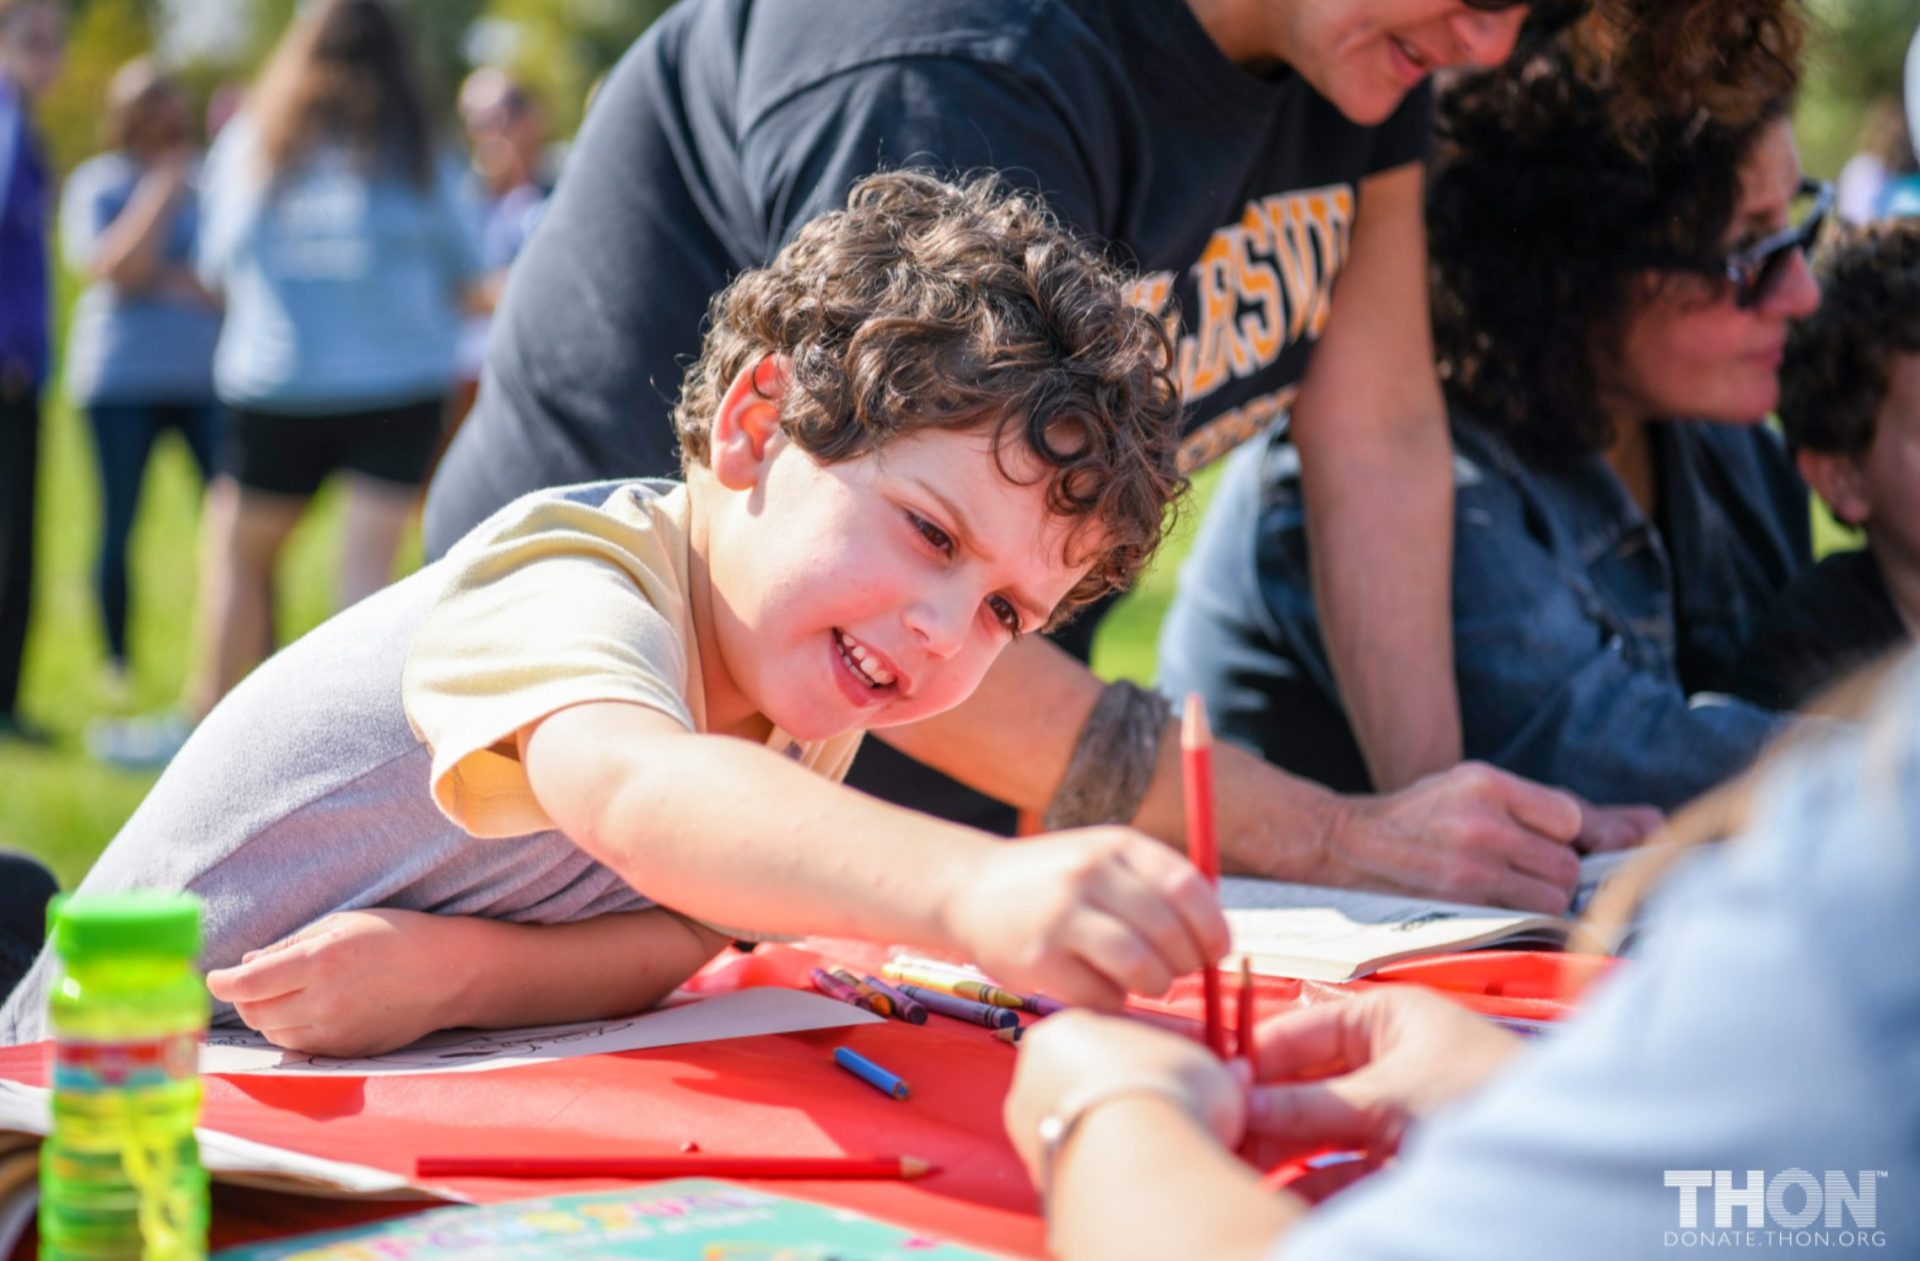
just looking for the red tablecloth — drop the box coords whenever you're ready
[2,943,1618,1258]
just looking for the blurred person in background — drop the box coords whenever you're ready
[445,66,547,442]
[1835,98,1913,225]
[62,58,223,704]
[0,0,62,746]
[90,0,481,769]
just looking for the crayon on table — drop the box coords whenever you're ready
[828,967,894,1017]
[416,1154,937,1180]
[882,960,1025,1010]
[991,1024,1023,1044]
[1021,992,1066,1017]
[810,967,880,1015]
[833,1046,911,1100]
[898,983,1020,1029]
[860,975,929,1024]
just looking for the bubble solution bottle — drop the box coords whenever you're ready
[40,893,209,1260]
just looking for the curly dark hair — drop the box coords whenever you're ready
[1780,221,1920,459]
[1572,0,1805,144]
[1430,40,1792,464]
[675,170,1185,620]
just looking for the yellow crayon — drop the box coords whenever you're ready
[882,959,1024,1008]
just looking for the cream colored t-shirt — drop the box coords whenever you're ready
[403,479,863,838]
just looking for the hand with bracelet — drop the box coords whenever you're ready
[1004,990,1522,1261]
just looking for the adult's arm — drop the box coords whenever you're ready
[62,154,191,292]
[882,636,1593,912]
[1287,163,1459,791]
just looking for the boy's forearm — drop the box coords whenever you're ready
[878,636,1348,879]
[527,704,992,950]
[440,910,732,1031]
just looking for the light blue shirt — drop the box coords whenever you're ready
[60,151,221,406]
[197,116,480,413]
[1281,653,1920,1260]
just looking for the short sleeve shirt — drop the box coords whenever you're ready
[406,479,863,837]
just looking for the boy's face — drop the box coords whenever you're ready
[697,366,1095,743]
[1858,352,1920,569]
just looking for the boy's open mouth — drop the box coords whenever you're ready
[833,628,902,700]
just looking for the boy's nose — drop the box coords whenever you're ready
[903,593,970,662]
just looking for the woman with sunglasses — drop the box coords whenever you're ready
[1159,26,1823,817]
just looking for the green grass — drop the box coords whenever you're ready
[0,376,423,887]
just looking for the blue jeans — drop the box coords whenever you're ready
[86,401,218,665]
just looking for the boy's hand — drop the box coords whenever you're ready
[941,828,1230,1010]
[205,909,465,1058]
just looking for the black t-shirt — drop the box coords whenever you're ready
[1730,547,1910,710]
[422,0,1432,556]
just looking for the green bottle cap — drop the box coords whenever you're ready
[50,893,202,962]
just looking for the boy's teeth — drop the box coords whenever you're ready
[837,631,894,688]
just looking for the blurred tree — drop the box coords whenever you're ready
[1810,0,1916,108]
[34,0,157,172]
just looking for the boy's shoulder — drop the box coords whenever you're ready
[1732,547,1907,710]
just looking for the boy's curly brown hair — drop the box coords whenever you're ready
[675,170,1185,621]
[1781,220,1920,458]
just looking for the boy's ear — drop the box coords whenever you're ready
[1797,448,1872,529]
[710,354,793,491]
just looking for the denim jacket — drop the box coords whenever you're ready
[1158,412,1809,809]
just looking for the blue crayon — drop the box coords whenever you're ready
[833,1046,910,1100]
[899,983,1020,1029]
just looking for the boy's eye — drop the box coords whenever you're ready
[908,511,954,557]
[988,595,1023,637]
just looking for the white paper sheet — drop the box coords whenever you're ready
[197,986,878,1077]
[0,1080,435,1199]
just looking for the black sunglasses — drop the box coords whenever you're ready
[1460,0,1531,10]
[1654,178,1835,309]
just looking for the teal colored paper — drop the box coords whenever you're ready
[212,1180,1007,1259]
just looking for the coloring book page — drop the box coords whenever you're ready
[199,987,878,1077]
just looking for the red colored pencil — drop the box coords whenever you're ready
[1182,694,1226,1057]
[416,1154,939,1181]
[1236,955,1255,1069]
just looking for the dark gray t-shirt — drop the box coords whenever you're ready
[421,0,1431,556]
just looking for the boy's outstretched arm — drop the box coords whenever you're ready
[879,635,1628,914]
[206,906,731,1057]
[520,700,1228,1011]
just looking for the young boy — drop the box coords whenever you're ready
[1,172,1225,1053]
[1734,219,1920,709]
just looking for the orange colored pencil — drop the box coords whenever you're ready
[416,1154,938,1180]
[1182,695,1226,1057]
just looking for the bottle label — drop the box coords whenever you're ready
[53,1033,201,1093]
